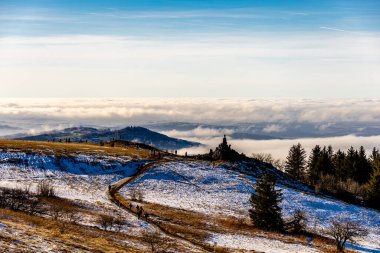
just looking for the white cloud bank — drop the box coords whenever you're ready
[178,135,380,160]
[0,98,379,160]
[0,98,380,125]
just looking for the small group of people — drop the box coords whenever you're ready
[130,203,149,221]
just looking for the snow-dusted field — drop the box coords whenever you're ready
[208,233,320,253]
[0,151,145,203]
[122,161,380,253]
[0,151,158,240]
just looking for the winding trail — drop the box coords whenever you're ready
[107,158,212,253]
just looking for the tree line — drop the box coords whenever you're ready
[285,144,380,209]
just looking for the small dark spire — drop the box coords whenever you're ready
[223,134,227,145]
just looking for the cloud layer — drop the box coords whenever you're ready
[1,98,380,126]
[178,135,380,160]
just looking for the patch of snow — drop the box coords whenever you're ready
[208,233,321,253]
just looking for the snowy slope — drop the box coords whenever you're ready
[122,161,380,253]
[0,150,162,251]
[0,150,146,203]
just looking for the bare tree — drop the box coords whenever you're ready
[141,231,169,253]
[114,215,125,232]
[285,209,308,234]
[97,214,115,231]
[37,180,56,198]
[252,153,284,171]
[326,217,368,252]
[130,187,144,202]
[136,189,144,202]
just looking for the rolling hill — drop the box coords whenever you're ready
[16,126,199,150]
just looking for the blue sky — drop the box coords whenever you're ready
[0,0,379,97]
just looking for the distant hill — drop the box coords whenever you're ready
[16,126,199,150]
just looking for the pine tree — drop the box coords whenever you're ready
[249,173,284,232]
[308,145,322,184]
[333,149,346,181]
[366,166,380,210]
[345,146,359,181]
[285,143,306,180]
[370,147,380,162]
[356,146,372,184]
[321,145,335,175]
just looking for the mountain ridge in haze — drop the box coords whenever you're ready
[16,126,199,150]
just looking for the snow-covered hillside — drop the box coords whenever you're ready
[0,151,146,202]
[121,161,380,253]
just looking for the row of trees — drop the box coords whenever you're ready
[249,173,368,252]
[285,144,380,209]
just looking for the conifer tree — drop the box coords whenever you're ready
[366,164,380,209]
[356,146,372,184]
[333,149,346,181]
[370,147,380,162]
[308,145,322,184]
[345,146,359,181]
[285,143,306,180]
[249,173,284,232]
[319,145,335,175]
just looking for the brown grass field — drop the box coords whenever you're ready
[0,139,152,159]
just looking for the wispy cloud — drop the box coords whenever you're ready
[262,124,287,133]
[320,26,346,32]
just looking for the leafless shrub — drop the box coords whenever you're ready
[142,231,166,253]
[326,216,368,252]
[130,188,137,201]
[284,209,308,234]
[252,152,285,171]
[315,174,365,202]
[0,187,41,214]
[37,180,56,198]
[97,214,115,231]
[136,189,144,202]
[130,188,144,202]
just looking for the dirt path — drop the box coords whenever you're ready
[107,159,212,253]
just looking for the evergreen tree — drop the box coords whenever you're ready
[366,166,380,210]
[356,146,372,184]
[370,147,380,162]
[308,145,322,184]
[316,145,335,175]
[285,143,307,180]
[249,173,284,232]
[333,149,346,181]
[345,146,359,181]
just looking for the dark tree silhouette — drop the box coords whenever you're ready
[285,143,306,180]
[249,173,283,232]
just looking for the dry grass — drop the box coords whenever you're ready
[113,192,245,253]
[113,191,344,253]
[0,208,143,253]
[0,139,151,159]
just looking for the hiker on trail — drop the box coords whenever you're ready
[137,207,143,219]
[144,212,149,221]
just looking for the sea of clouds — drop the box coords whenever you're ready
[0,98,379,159]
